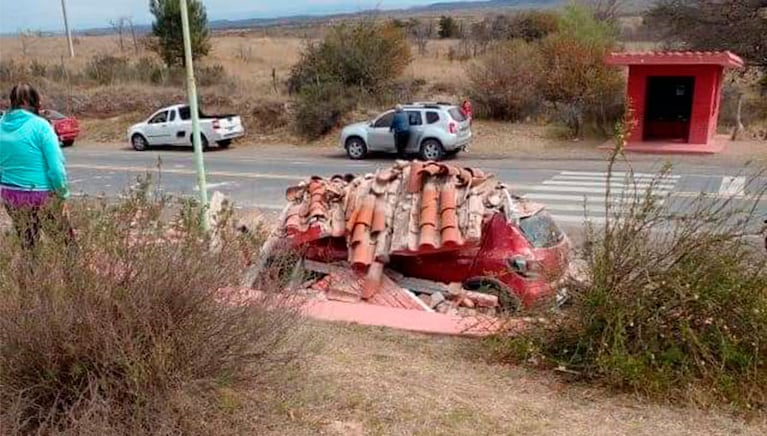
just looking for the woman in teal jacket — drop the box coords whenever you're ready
[0,83,74,250]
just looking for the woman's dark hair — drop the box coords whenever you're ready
[9,83,41,113]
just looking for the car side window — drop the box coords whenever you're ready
[149,111,168,124]
[373,112,395,128]
[426,111,440,124]
[178,106,191,120]
[168,110,176,122]
[407,111,423,126]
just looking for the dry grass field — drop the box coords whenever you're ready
[217,321,767,435]
[1,31,764,160]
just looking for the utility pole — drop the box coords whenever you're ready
[60,0,75,57]
[180,0,210,231]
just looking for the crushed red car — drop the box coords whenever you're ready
[262,160,571,311]
[41,109,80,147]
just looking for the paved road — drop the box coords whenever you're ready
[64,144,767,232]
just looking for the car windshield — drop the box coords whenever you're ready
[519,210,564,249]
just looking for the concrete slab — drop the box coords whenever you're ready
[599,136,729,155]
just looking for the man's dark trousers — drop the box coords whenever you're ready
[395,131,410,157]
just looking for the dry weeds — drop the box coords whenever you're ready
[241,321,766,435]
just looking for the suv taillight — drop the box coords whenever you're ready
[212,119,220,130]
[448,121,458,134]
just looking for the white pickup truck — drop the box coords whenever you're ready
[127,104,245,151]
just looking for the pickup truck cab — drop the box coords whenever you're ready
[127,104,244,151]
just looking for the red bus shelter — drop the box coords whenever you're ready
[606,51,744,153]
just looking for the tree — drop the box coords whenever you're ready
[149,0,211,66]
[645,0,767,67]
[405,18,434,55]
[577,0,626,23]
[541,4,623,138]
[109,17,128,52]
[438,16,461,39]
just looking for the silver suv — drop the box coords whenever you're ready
[339,102,472,161]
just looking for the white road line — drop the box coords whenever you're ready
[68,164,303,181]
[550,214,605,224]
[718,176,746,196]
[514,185,670,195]
[542,200,665,213]
[194,182,235,191]
[560,171,681,179]
[551,175,670,182]
[542,180,677,189]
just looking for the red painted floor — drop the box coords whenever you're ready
[599,136,728,154]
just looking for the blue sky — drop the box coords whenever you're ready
[0,0,470,33]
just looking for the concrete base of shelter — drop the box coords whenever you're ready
[598,135,729,155]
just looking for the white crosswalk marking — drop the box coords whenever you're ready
[718,176,746,197]
[514,171,681,224]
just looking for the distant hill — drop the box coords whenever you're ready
[205,0,562,32]
[75,0,652,36]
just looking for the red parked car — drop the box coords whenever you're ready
[41,109,80,147]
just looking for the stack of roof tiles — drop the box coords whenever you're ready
[276,160,520,297]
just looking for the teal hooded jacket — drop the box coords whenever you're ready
[0,109,69,199]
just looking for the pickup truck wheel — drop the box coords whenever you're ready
[463,277,521,313]
[131,134,149,151]
[419,139,445,161]
[345,137,367,160]
[190,134,210,151]
[61,140,74,148]
[217,139,232,149]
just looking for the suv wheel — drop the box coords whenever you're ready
[419,139,445,161]
[346,137,367,160]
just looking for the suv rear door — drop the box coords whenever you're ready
[448,107,471,141]
[367,111,395,152]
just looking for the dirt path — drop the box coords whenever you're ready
[243,322,766,435]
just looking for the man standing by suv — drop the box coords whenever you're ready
[390,105,410,158]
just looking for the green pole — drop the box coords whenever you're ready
[180,0,210,231]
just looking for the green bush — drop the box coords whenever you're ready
[464,4,624,136]
[467,40,545,120]
[287,21,411,95]
[489,159,767,408]
[293,82,359,139]
[288,20,411,138]
[0,180,301,433]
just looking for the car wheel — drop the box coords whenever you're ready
[462,277,521,313]
[345,137,367,160]
[419,139,445,161]
[190,134,210,151]
[131,134,149,151]
[217,139,232,149]
[61,139,74,148]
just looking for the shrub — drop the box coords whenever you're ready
[293,82,359,139]
[0,181,301,433]
[467,40,545,120]
[287,21,411,96]
[195,63,227,87]
[84,55,132,85]
[539,4,624,137]
[250,99,290,133]
[489,153,767,407]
